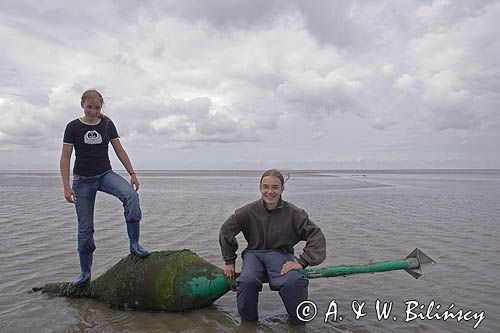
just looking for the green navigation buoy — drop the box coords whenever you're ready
[34,248,434,312]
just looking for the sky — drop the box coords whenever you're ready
[1,0,499,170]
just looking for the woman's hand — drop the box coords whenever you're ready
[64,186,76,203]
[224,264,236,280]
[130,173,140,191]
[281,261,303,275]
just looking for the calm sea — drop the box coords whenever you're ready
[0,170,499,333]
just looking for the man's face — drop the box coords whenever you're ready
[260,175,284,209]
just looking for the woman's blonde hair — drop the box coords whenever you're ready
[81,89,110,121]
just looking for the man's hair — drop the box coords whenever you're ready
[260,169,285,186]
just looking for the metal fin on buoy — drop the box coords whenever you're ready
[404,248,436,279]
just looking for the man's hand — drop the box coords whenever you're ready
[224,263,236,280]
[281,260,303,275]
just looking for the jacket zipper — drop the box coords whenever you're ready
[265,210,272,249]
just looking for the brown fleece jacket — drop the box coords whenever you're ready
[219,199,326,267]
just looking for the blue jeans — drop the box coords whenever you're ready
[236,250,309,324]
[72,170,141,254]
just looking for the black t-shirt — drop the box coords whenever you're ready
[63,118,119,176]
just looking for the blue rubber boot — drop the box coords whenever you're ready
[126,222,149,258]
[72,253,92,287]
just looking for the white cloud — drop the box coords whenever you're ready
[393,74,417,94]
[0,0,499,169]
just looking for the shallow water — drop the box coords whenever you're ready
[0,170,499,332]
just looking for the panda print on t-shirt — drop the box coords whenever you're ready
[84,130,103,145]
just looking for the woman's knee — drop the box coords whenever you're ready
[121,187,139,202]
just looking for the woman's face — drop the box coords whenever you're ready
[260,175,284,209]
[81,97,102,119]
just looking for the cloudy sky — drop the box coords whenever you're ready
[1,0,499,170]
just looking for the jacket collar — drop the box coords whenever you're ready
[258,197,284,211]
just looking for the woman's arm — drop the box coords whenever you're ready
[110,138,140,190]
[60,144,75,203]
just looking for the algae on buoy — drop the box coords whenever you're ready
[40,250,233,312]
[37,248,434,312]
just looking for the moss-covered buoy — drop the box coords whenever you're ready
[39,250,233,312]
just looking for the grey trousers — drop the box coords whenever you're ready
[236,250,309,324]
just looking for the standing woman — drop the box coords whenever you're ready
[60,89,149,287]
